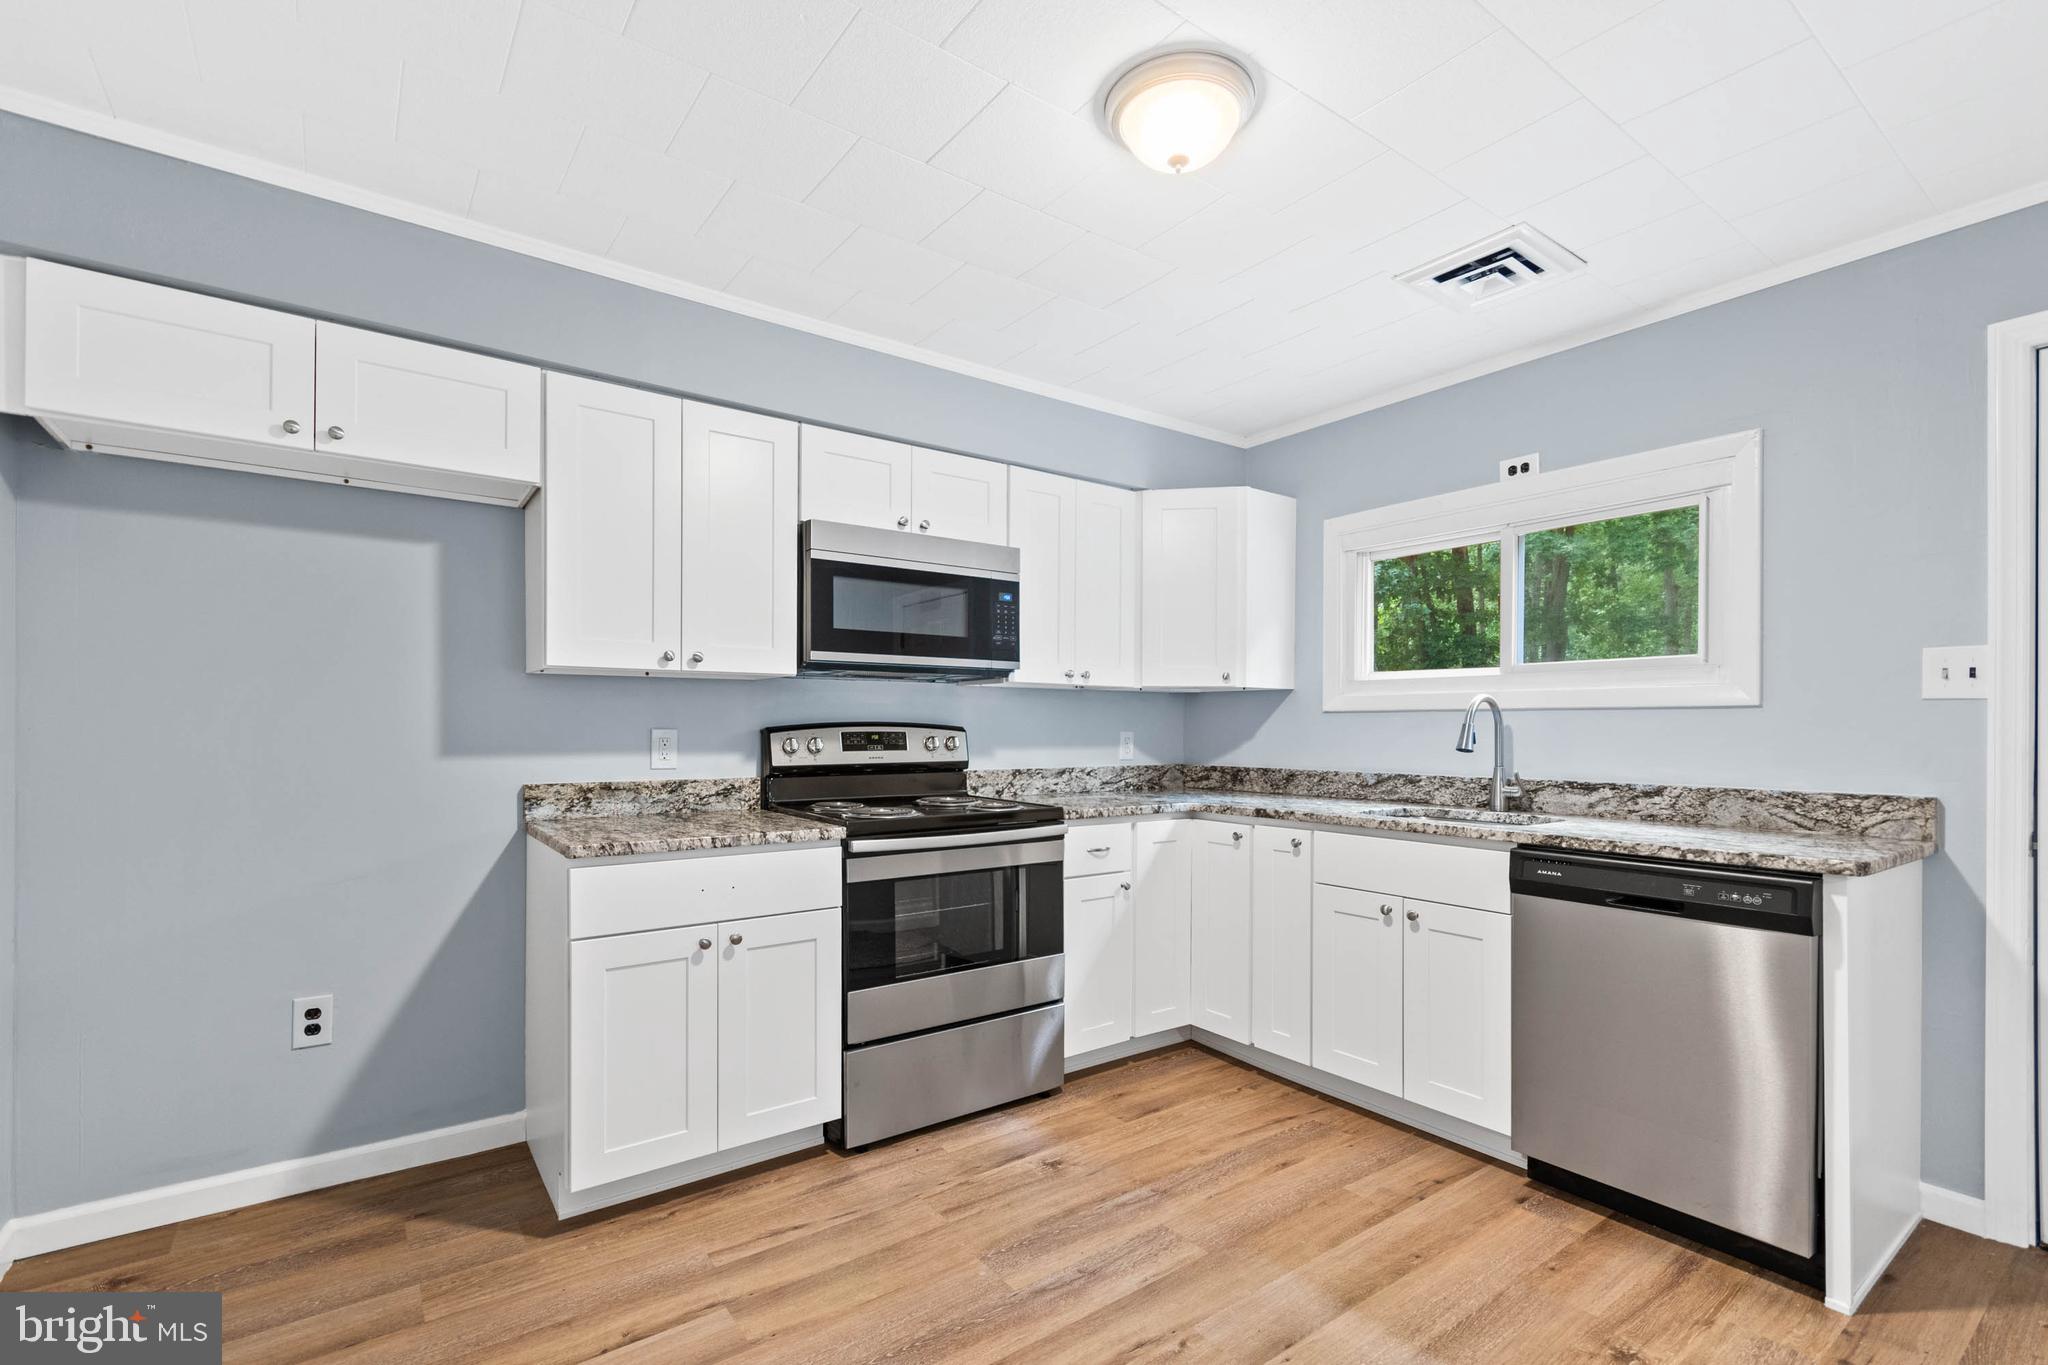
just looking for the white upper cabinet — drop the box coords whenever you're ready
[527,374,684,676]
[717,906,842,1149]
[1131,818,1192,1034]
[680,402,798,677]
[911,446,1007,543]
[1189,820,1254,1044]
[1140,487,1295,690]
[1401,898,1511,1134]
[799,425,914,530]
[1064,871,1135,1057]
[1250,825,1313,1065]
[1007,466,1074,686]
[1006,468,1139,689]
[1312,884,1404,1094]
[313,321,541,489]
[22,257,315,453]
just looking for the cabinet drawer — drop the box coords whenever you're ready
[571,845,840,939]
[1065,823,1132,877]
[1312,830,1509,914]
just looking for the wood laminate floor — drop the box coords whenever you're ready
[6,1046,2045,1363]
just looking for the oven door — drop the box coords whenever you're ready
[843,829,1064,1045]
[803,549,1020,677]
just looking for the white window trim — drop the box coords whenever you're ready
[1323,429,1761,712]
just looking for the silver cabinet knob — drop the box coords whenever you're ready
[698,938,712,951]
[943,735,960,751]
[806,737,824,754]
[660,650,676,663]
[1081,670,1091,680]
[281,419,302,435]
[896,515,910,527]
[1406,909,1420,923]
[1222,671,1231,682]
[1380,904,1394,919]
[1290,837,1302,850]
[919,519,931,531]
[1120,881,1131,891]
[1231,830,1244,842]
[1064,670,1075,680]
[780,737,798,755]
[325,425,345,441]
[689,651,704,664]
[728,933,743,946]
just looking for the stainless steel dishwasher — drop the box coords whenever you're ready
[1510,848,1823,1287]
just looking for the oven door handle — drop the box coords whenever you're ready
[846,834,1065,882]
[846,826,1067,854]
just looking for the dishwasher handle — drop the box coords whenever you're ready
[1604,894,1686,916]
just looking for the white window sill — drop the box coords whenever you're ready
[1323,673,1760,712]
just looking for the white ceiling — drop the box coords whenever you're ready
[5,0,2047,444]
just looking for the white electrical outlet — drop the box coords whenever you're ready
[1118,731,1136,761]
[292,994,333,1050]
[1500,453,1540,482]
[651,728,678,769]
[1921,646,1988,698]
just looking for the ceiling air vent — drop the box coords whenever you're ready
[1396,225,1586,312]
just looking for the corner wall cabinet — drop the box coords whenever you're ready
[799,424,1008,544]
[1006,466,1140,688]
[1140,486,1295,690]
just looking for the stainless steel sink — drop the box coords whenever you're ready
[1370,805,1559,826]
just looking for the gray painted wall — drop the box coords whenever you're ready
[1186,202,2048,1197]
[0,112,1242,1215]
[1,441,17,1231]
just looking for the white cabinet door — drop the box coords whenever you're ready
[1072,480,1140,689]
[799,425,914,531]
[680,401,798,677]
[1401,899,1512,1134]
[22,257,315,448]
[1063,872,1134,1057]
[313,321,541,484]
[717,907,842,1148]
[568,925,718,1190]
[1141,488,1244,689]
[1250,826,1313,1064]
[1311,885,1403,1093]
[912,446,1008,543]
[530,373,683,674]
[1131,819,1192,1033]
[1006,466,1075,685]
[1189,821,1254,1043]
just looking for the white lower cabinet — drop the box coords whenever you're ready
[1311,885,1405,1093]
[1189,821,1253,1043]
[1400,898,1512,1134]
[1250,826,1312,1064]
[1130,819,1192,1033]
[1063,871,1134,1057]
[717,907,841,1147]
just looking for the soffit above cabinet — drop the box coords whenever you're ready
[4,0,2045,443]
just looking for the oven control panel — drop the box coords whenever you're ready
[763,724,968,768]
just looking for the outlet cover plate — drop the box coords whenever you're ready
[1500,453,1540,482]
[651,728,678,769]
[293,994,333,1050]
[1118,731,1135,761]
[1922,645,1988,698]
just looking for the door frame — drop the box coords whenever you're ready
[1985,307,2048,1246]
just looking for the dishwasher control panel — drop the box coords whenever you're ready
[1511,850,1818,933]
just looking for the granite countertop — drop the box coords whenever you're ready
[1012,790,1934,877]
[524,808,841,860]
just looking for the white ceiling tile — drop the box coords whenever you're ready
[1289,155,1463,245]
[296,0,523,96]
[1480,273,1637,342]
[608,217,751,288]
[499,0,708,147]
[1286,272,1435,336]
[548,0,636,33]
[187,0,403,125]
[1073,320,1204,381]
[669,77,857,200]
[1347,199,1510,275]
[92,46,310,166]
[1624,42,1856,176]
[915,265,1056,328]
[1177,299,1317,354]
[1440,101,1640,215]
[1005,345,1109,387]
[920,319,1035,367]
[624,0,858,102]
[726,258,859,316]
[396,65,585,185]
[1043,160,1221,250]
[1002,297,1141,353]
[1195,81,1385,209]
[854,0,981,45]
[559,129,732,232]
[1584,203,1751,284]
[805,139,978,240]
[1522,157,1699,248]
[814,227,962,300]
[1613,240,1771,306]
[1023,233,1173,308]
[1223,235,1373,312]
[698,182,858,270]
[831,289,950,344]
[0,4,105,111]
[922,191,1082,275]
[1888,83,2048,211]
[1682,109,1897,220]
[1146,197,1312,277]
[1791,0,1999,69]
[793,12,1002,159]
[1180,0,1501,119]
[467,169,629,253]
[1554,0,1811,123]
[940,0,1180,111]
[303,111,477,215]
[1729,159,1933,262]
[1477,0,1658,60]
[1107,268,1256,331]
[928,86,1122,209]
[1356,30,1576,168]
[1842,1,2048,129]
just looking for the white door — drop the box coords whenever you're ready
[1401,899,1512,1133]
[717,907,842,1148]
[1189,821,1253,1043]
[1250,826,1313,1064]
[1007,467,1075,685]
[680,402,798,677]
[1064,872,1134,1057]
[533,374,683,674]
[799,425,914,531]
[22,257,316,448]
[1311,884,1403,1093]
[568,925,718,1190]
[313,321,541,483]
[912,446,1009,543]
[1141,488,1244,688]
[1072,480,1140,689]
[1131,819,1192,1033]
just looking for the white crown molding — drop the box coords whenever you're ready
[0,87,1250,449]
[1247,173,2048,447]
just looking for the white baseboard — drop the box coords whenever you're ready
[3,1111,526,1265]
[1920,1181,1989,1237]
[1064,1027,1192,1073]
[0,1216,16,1285]
[548,1127,823,1219]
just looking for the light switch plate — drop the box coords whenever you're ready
[1922,646,1988,698]
[651,728,678,769]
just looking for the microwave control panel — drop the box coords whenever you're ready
[993,589,1018,647]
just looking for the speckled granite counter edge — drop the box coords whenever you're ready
[525,808,840,860]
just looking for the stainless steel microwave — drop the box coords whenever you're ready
[799,520,1021,681]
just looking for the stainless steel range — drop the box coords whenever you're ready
[762,723,1066,1149]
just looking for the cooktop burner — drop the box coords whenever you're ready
[810,801,918,819]
[761,724,1067,838]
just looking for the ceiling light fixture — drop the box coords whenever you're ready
[1104,51,1257,175]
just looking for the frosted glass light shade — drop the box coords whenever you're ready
[1106,52,1256,175]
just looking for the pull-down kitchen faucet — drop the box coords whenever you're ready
[1455,693,1522,813]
